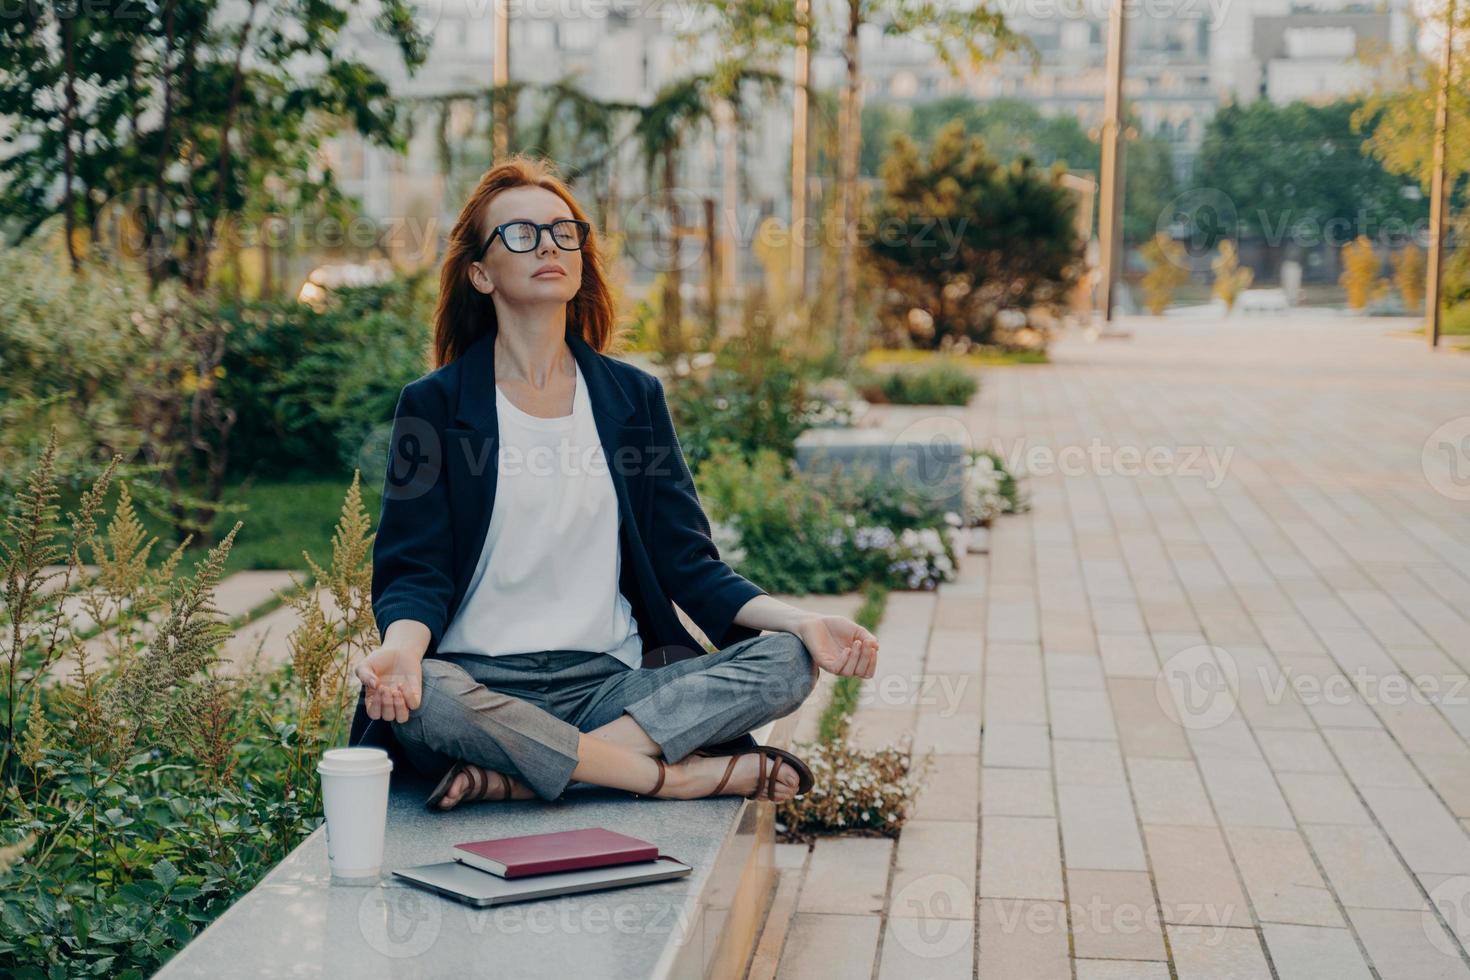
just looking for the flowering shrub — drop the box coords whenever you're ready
[699,447,960,595]
[886,526,959,590]
[961,449,1027,526]
[777,736,933,842]
[800,380,858,430]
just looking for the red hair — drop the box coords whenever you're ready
[432,154,619,368]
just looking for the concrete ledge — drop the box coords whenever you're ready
[157,713,796,979]
[795,425,969,512]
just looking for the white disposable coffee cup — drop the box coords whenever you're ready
[317,747,393,885]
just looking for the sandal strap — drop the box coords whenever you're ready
[648,758,667,797]
[767,757,785,800]
[464,764,513,802]
[712,755,738,797]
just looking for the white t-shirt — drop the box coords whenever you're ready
[437,361,644,670]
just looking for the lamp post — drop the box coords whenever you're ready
[1096,0,1129,326]
[1424,0,1457,349]
[790,0,812,303]
[492,0,511,161]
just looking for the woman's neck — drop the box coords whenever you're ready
[493,309,573,388]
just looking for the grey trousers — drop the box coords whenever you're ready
[391,630,819,801]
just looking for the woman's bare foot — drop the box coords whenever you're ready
[436,764,537,810]
[659,752,804,802]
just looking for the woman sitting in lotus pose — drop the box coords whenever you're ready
[350,155,879,810]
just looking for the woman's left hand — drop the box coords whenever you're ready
[796,614,879,678]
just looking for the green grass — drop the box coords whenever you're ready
[817,581,890,744]
[204,475,382,572]
[861,347,1049,369]
[1440,303,1470,335]
[1389,305,1470,343]
[5,472,378,579]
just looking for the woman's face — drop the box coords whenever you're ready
[469,186,584,307]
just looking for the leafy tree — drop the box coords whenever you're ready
[863,97,1097,176]
[1122,134,1182,245]
[863,97,1177,243]
[1193,100,1428,269]
[1354,36,1470,198]
[865,120,1083,346]
[1354,35,1470,320]
[631,69,784,362]
[0,0,429,290]
[691,1,1024,357]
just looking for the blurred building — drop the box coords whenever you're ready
[857,12,1215,180]
[323,0,793,286]
[1246,9,1413,104]
[318,0,1421,278]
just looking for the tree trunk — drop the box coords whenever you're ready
[661,149,685,365]
[61,16,79,272]
[833,0,862,360]
[196,0,261,293]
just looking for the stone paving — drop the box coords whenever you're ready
[768,315,1470,979]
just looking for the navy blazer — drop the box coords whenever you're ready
[348,325,768,761]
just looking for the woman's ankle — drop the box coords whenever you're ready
[652,757,694,799]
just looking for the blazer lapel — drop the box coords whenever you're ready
[446,327,653,590]
[447,331,499,591]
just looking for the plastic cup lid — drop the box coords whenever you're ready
[317,747,393,774]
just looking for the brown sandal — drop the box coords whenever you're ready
[696,745,815,800]
[629,757,668,799]
[425,762,517,810]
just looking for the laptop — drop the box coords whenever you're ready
[392,856,692,907]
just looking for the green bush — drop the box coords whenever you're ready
[696,444,959,595]
[0,437,372,976]
[851,362,979,406]
[663,322,854,474]
[1441,302,1470,336]
[0,242,163,500]
[665,357,823,475]
[218,276,435,479]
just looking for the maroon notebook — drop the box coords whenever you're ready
[452,827,660,879]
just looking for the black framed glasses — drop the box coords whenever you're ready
[477,219,590,260]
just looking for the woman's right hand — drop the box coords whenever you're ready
[355,644,425,723]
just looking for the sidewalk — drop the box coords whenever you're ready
[761,315,1470,979]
